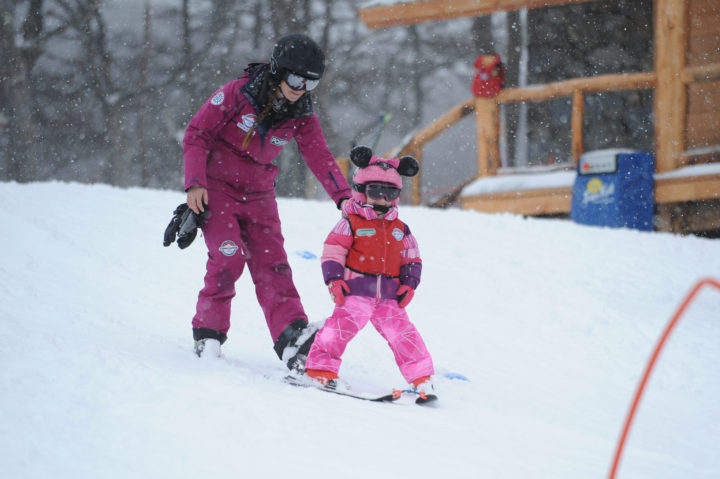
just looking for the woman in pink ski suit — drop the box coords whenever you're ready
[182,34,351,369]
[305,146,436,397]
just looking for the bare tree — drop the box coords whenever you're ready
[1,0,45,181]
[1,0,653,198]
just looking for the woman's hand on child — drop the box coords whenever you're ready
[328,280,350,306]
[396,285,415,308]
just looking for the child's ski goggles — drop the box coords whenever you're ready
[284,72,320,92]
[355,183,401,200]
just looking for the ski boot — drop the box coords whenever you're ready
[273,319,321,373]
[412,376,438,404]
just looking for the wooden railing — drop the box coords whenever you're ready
[359,0,599,30]
[394,71,657,205]
[337,62,720,207]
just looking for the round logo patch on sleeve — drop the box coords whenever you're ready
[211,91,225,106]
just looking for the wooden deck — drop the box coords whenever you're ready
[459,169,720,231]
[357,0,720,233]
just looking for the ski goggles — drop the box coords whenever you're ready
[355,183,401,201]
[284,72,320,92]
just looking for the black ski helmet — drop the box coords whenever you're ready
[270,34,325,81]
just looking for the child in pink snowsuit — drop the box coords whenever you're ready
[305,146,436,397]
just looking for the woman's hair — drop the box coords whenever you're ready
[242,77,280,148]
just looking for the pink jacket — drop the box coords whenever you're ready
[183,65,351,205]
[321,200,422,299]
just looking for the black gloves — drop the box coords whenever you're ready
[163,203,205,249]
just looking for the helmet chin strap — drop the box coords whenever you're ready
[364,203,390,214]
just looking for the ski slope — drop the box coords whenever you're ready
[1,181,719,479]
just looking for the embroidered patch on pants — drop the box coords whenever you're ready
[219,240,239,256]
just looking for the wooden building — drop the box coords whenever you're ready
[357,0,720,234]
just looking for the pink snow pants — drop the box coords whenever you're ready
[306,295,434,383]
[192,187,306,341]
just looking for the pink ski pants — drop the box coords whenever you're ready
[306,295,434,383]
[192,188,306,341]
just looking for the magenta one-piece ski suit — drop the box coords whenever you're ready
[305,201,434,383]
[182,63,351,344]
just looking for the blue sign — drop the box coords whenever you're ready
[571,151,655,231]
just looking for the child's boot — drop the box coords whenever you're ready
[411,375,438,404]
[306,369,340,389]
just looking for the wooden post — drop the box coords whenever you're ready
[571,89,584,164]
[335,157,350,179]
[410,148,423,205]
[654,0,688,173]
[475,97,500,176]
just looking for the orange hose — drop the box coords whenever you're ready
[608,277,720,479]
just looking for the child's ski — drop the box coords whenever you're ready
[397,388,438,405]
[284,375,399,403]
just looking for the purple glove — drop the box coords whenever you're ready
[328,280,350,307]
[397,285,415,308]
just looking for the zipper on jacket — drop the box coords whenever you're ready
[376,221,389,300]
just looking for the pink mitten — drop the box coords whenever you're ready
[396,285,415,308]
[328,280,350,306]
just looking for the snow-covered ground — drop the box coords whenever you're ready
[1,181,719,479]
